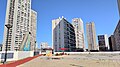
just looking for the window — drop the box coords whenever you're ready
[21,12,24,16]
[24,13,26,17]
[18,0,21,4]
[21,17,23,22]
[28,13,30,17]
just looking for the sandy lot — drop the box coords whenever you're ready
[18,54,120,67]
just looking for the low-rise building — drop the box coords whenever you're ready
[40,42,49,49]
[98,35,109,51]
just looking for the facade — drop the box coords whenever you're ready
[72,18,85,51]
[114,20,120,51]
[2,0,36,51]
[109,35,116,51]
[98,35,109,51]
[30,9,37,51]
[86,22,97,51]
[118,0,120,16]
[113,0,120,51]
[52,17,76,52]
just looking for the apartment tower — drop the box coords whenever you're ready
[30,9,37,51]
[114,20,120,50]
[86,22,97,51]
[118,0,120,16]
[113,0,120,51]
[72,18,85,51]
[52,17,76,52]
[2,0,36,51]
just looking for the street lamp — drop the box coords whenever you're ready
[41,44,42,54]
[34,41,36,51]
[3,24,12,64]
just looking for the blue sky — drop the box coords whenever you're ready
[0,0,119,48]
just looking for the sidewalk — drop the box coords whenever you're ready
[0,54,41,67]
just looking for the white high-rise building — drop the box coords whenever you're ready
[2,0,36,51]
[72,18,85,50]
[30,9,37,51]
[86,22,97,51]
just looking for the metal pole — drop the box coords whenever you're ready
[41,44,42,54]
[3,24,12,64]
[3,27,10,64]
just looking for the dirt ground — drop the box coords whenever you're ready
[18,54,120,67]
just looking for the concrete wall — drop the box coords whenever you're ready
[0,51,34,62]
[15,51,33,60]
[54,52,120,55]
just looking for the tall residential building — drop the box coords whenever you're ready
[114,20,120,50]
[109,35,116,51]
[118,0,120,16]
[86,22,97,51]
[2,0,36,51]
[98,35,109,51]
[52,17,76,52]
[30,10,37,51]
[113,0,120,51]
[72,18,85,51]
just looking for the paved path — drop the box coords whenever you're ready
[0,55,41,67]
